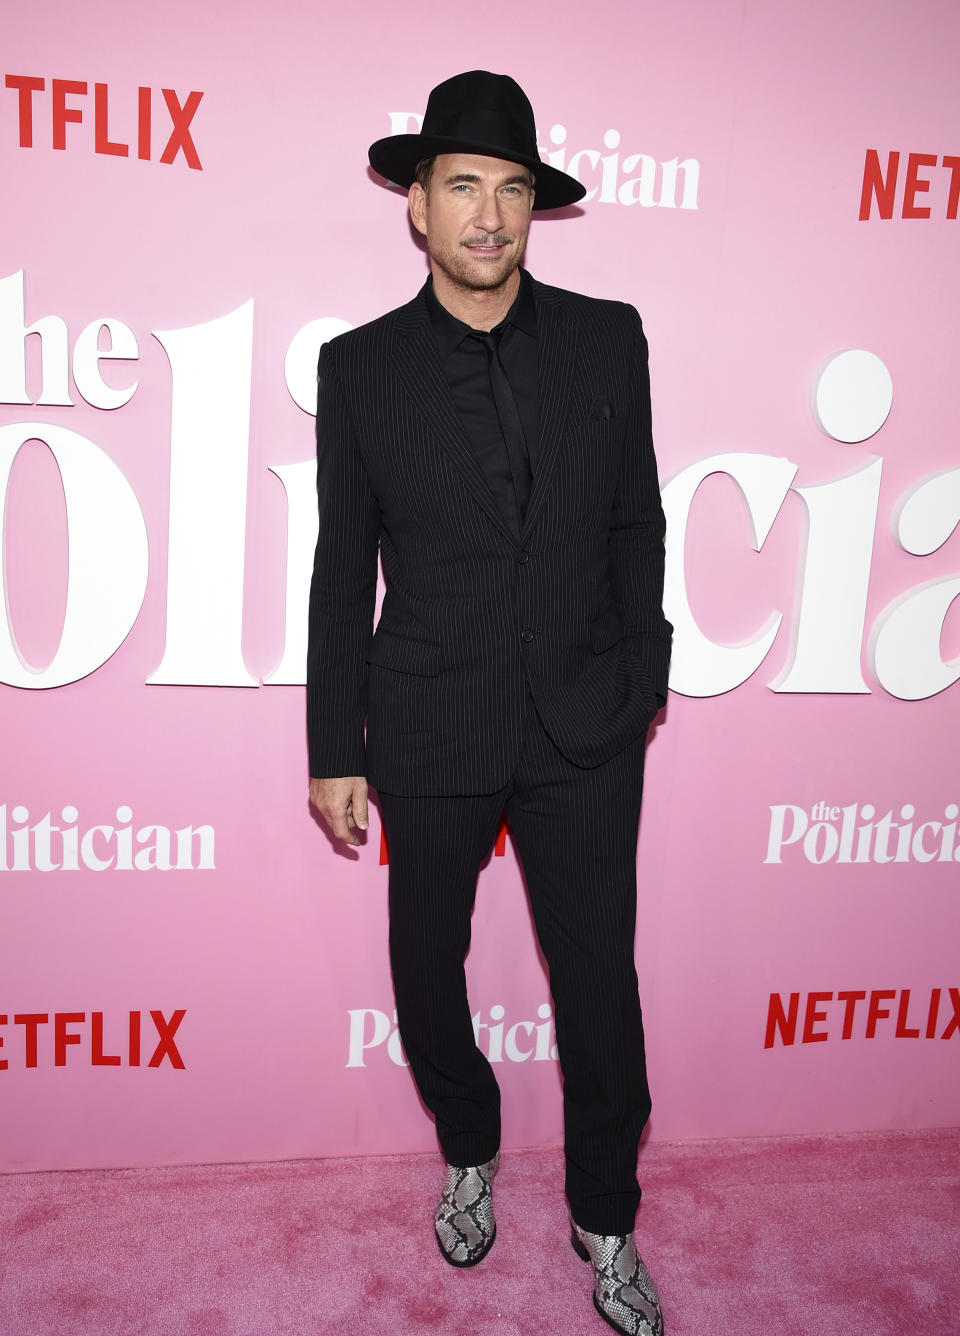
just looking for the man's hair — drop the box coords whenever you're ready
[414,156,536,196]
[414,156,437,193]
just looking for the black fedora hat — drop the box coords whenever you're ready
[368,70,586,212]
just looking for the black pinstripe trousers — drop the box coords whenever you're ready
[379,696,651,1236]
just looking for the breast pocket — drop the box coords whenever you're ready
[587,394,615,422]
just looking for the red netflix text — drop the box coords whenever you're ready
[0,1009,186,1069]
[859,150,960,220]
[3,75,203,169]
[764,988,960,1048]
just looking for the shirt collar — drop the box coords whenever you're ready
[425,268,537,362]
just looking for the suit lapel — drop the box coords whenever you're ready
[523,282,576,539]
[388,292,517,544]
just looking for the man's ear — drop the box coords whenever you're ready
[408,182,428,236]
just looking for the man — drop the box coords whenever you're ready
[308,70,671,1336]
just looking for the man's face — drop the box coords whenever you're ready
[408,153,535,292]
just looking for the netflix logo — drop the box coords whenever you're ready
[764,988,959,1049]
[0,1009,186,1069]
[859,149,960,220]
[3,74,203,169]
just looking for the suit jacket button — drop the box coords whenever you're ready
[517,550,530,565]
[521,628,535,643]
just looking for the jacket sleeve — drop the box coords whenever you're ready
[306,341,381,777]
[611,306,673,711]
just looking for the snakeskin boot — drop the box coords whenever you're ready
[434,1152,500,1266]
[571,1222,664,1336]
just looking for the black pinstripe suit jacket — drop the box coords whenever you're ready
[307,275,672,795]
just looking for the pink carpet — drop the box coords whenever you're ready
[2,1128,957,1336]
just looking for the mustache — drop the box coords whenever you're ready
[461,234,514,247]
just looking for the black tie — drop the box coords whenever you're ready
[473,328,532,527]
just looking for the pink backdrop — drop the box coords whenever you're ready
[2,0,958,1173]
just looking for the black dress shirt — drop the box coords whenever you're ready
[425,268,539,535]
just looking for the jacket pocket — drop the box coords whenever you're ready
[590,608,623,654]
[366,629,443,677]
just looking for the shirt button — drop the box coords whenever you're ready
[521,629,535,643]
[517,550,530,565]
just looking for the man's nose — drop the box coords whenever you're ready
[474,191,505,234]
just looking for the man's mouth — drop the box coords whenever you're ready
[463,235,513,252]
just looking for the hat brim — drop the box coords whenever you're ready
[368,134,586,211]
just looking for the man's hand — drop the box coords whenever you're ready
[309,776,369,845]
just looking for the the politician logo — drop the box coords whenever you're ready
[0,804,215,872]
[347,1003,559,1068]
[2,270,957,702]
[384,112,700,210]
[765,801,960,865]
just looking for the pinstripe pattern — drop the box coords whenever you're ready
[307,274,672,1238]
[306,277,671,791]
[380,696,650,1236]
